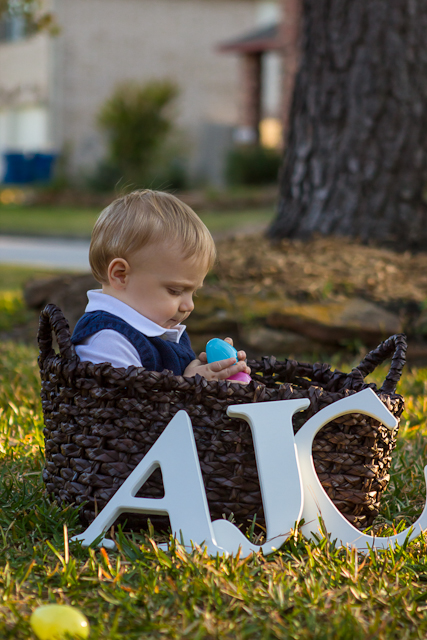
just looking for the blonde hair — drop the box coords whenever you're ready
[89,190,216,283]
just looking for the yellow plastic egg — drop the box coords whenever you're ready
[30,604,90,640]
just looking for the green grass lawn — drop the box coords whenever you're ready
[0,264,66,291]
[0,205,274,238]
[0,206,100,238]
[0,265,69,334]
[2,341,427,638]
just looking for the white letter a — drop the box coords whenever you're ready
[70,410,226,553]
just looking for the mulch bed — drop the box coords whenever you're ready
[212,233,427,308]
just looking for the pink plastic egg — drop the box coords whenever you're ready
[228,371,252,384]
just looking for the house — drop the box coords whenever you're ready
[0,0,286,186]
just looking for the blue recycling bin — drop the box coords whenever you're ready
[3,153,30,183]
[3,152,57,184]
[31,153,57,182]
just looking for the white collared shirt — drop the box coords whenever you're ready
[74,289,186,368]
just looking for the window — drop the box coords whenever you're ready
[0,7,34,43]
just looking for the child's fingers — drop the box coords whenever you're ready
[198,351,207,363]
[209,357,237,373]
[224,337,234,346]
[236,350,250,373]
[216,362,249,380]
[211,360,248,380]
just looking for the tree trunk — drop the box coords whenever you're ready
[269,0,427,249]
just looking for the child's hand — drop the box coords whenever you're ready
[197,337,249,368]
[183,356,251,381]
[184,337,251,381]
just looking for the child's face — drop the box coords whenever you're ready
[109,241,207,329]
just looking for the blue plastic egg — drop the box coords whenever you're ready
[206,338,238,364]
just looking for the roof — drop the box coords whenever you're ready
[217,23,282,54]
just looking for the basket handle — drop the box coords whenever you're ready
[352,333,407,394]
[38,303,77,367]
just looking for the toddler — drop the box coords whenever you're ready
[72,189,250,380]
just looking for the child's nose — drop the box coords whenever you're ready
[179,295,194,312]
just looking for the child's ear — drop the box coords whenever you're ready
[107,258,130,289]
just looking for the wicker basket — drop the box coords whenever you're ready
[39,304,406,531]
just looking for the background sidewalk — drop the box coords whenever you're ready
[0,235,91,270]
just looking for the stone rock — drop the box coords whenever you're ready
[23,271,401,352]
[185,290,237,335]
[185,309,237,334]
[189,290,293,325]
[233,295,293,322]
[414,309,427,337]
[243,326,320,356]
[186,292,294,344]
[24,273,98,329]
[406,341,427,363]
[266,298,401,347]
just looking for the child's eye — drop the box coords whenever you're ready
[168,288,182,296]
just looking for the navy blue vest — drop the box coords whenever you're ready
[71,311,196,376]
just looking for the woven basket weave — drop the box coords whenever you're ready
[39,304,406,531]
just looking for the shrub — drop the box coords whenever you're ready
[97,80,179,189]
[86,159,123,193]
[225,145,281,186]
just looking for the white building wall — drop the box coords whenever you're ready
[50,0,268,181]
[0,33,51,179]
[0,32,50,102]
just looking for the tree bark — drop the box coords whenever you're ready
[269,0,427,249]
